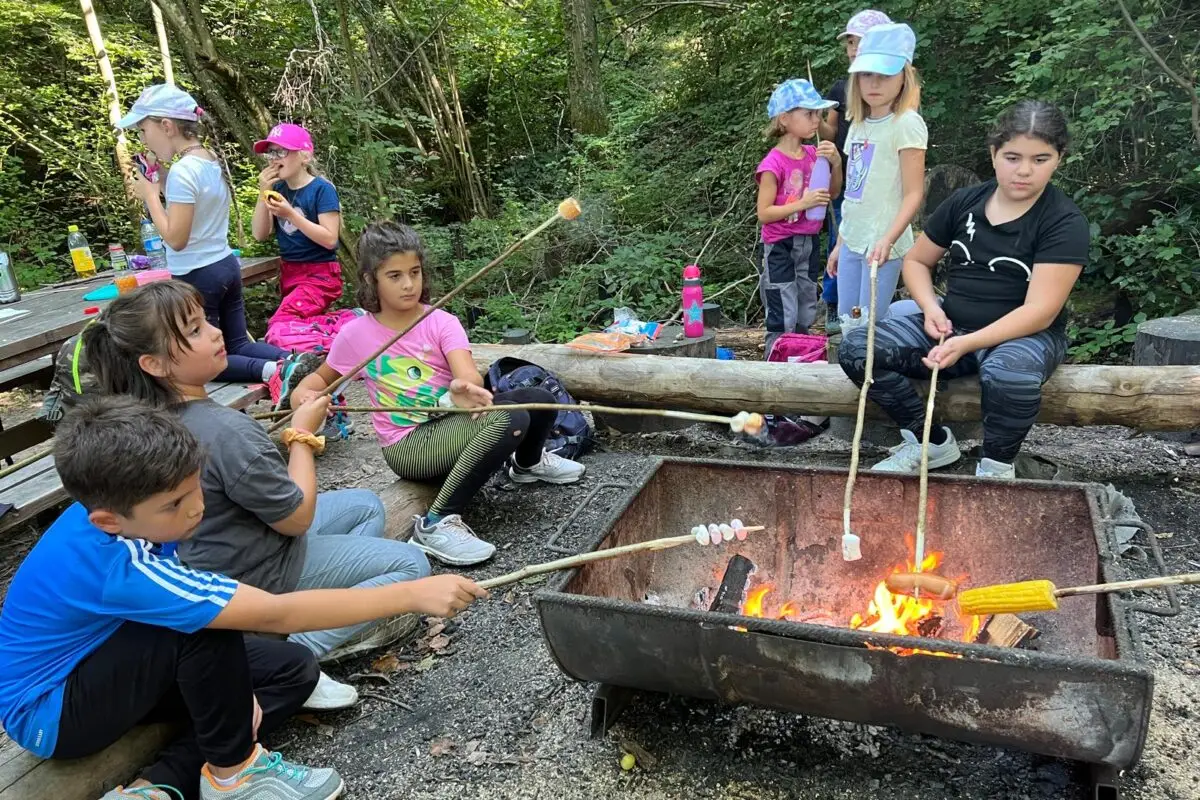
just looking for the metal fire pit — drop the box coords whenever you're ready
[534,458,1175,795]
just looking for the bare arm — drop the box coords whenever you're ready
[956,264,1082,351]
[251,194,274,242]
[446,349,484,387]
[900,234,946,313]
[872,148,926,261]
[819,109,840,143]
[265,196,340,251]
[291,363,342,407]
[756,172,818,223]
[269,396,332,535]
[144,194,196,252]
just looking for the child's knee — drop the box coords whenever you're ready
[503,409,531,437]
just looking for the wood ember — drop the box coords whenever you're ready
[975,613,1040,648]
[709,555,756,614]
[916,615,945,639]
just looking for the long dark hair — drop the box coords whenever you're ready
[987,100,1071,155]
[82,281,207,408]
[354,221,432,312]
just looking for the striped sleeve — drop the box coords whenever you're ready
[101,539,239,633]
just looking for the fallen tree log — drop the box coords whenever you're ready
[471,344,1200,430]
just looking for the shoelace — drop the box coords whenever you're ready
[435,515,478,542]
[123,785,183,800]
[244,751,310,784]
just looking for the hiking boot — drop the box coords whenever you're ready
[99,787,181,800]
[410,514,495,566]
[301,672,358,711]
[200,744,343,800]
[269,352,325,410]
[870,427,961,473]
[319,614,420,665]
[976,457,1016,480]
[508,450,586,485]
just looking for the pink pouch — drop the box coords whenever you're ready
[767,333,828,364]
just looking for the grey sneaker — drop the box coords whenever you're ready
[410,514,495,566]
[976,457,1016,480]
[99,786,180,800]
[319,613,421,665]
[269,351,325,411]
[508,449,586,485]
[200,744,343,800]
[871,427,962,473]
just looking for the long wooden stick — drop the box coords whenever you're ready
[0,444,56,480]
[477,526,766,590]
[842,260,878,554]
[253,402,740,427]
[1054,571,1200,598]
[913,333,946,583]
[269,198,581,432]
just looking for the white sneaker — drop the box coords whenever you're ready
[99,787,176,800]
[508,450,586,485]
[871,427,962,473]
[976,457,1016,480]
[411,514,496,566]
[302,672,358,711]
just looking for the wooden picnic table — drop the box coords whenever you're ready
[0,256,280,373]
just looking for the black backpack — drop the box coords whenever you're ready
[483,357,594,460]
[40,325,100,424]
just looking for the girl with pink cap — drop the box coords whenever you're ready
[251,123,346,330]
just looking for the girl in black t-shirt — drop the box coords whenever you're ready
[838,100,1090,479]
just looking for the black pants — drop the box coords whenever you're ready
[53,622,318,800]
[382,387,558,517]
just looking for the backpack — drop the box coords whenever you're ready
[40,325,100,424]
[483,357,594,460]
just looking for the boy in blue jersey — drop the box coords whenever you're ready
[0,396,486,800]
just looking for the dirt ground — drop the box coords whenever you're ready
[265,383,1199,800]
[1,379,1196,799]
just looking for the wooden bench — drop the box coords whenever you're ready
[0,382,268,534]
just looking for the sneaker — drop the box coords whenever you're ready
[870,427,962,473]
[301,672,358,711]
[411,514,496,566]
[200,744,343,800]
[976,457,1016,480]
[319,613,420,665]
[319,411,354,441]
[508,450,586,485]
[100,787,181,800]
[268,352,325,410]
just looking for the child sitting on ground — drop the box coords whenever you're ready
[291,222,586,568]
[84,281,430,708]
[0,396,485,800]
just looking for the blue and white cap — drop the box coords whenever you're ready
[848,23,917,76]
[767,79,838,119]
[116,84,202,129]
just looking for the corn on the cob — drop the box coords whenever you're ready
[958,580,1059,616]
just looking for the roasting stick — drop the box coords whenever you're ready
[841,259,879,562]
[254,403,766,435]
[476,524,766,590]
[912,333,947,595]
[268,198,583,433]
[957,572,1200,616]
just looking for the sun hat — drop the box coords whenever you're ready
[116,84,202,129]
[838,9,892,39]
[767,79,838,119]
[253,123,315,154]
[848,22,916,76]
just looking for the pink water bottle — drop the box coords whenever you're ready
[805,157,831,222]
[682,264,705,338]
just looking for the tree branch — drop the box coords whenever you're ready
[1115,0,1200,144]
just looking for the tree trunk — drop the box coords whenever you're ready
[78,0,138,215]
[561,0,608,134]
[151,2,175,84]
[1133,315,1200,366]
[468,344,1200,431]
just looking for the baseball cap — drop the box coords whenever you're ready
[848,23,916,76]
[253,123,315,154]
[767,79,838,119]
[116,84,202,129]
[838,9,892,39]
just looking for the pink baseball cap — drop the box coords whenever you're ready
[253,123,314,154]
[838,9,892,39]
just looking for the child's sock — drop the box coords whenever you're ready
[422,512,444,526]
[261,361,278,381]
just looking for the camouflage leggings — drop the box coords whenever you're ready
[837,313,1068,463]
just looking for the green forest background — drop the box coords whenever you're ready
[1,0,1197,362]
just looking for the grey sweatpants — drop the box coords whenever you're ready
[837,313,1068,463]
[758,234,819,359]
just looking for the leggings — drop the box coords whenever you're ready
[381,388,557,517]
[835,243,902,323]
[837,313,1068,463]
[177,253,287,383]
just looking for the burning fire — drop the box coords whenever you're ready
[739,543,981,655]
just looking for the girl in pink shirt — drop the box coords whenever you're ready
[292,222,586,567]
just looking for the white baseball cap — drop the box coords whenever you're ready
[116,84,202,129]
[838,9,893,39]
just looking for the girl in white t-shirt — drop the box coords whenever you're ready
[825,23,927,332]
[120,84,316,404]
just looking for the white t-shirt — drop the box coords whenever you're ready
[839,110,928,260]
[163,155,234,275]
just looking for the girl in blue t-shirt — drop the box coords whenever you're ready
[251,123,345,326]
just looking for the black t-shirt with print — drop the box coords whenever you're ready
[922,180,1090,333]
[826,78,850,175]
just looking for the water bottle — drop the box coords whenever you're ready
[140,219,168,270]
[682,264,705,338]
[67,225,96,279]
[108,244,128,273]
[0,251,19,304]
[805,156,831,222]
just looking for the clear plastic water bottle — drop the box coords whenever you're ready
[805,157,831,222]
[140,219,168,271]
[67,225,97,279]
